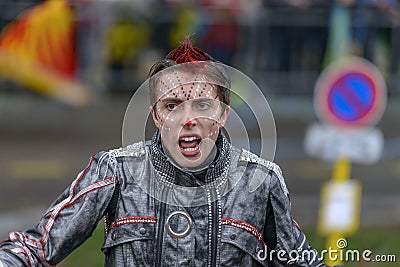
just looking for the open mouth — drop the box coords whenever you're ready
[179,136,201,156]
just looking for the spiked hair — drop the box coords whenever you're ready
[148,36,231,106]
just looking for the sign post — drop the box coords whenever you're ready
[305,56,387,265]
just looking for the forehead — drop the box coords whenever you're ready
[156,70,218,101]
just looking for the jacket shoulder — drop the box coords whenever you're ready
[238,149,288,194]
[238,149,276,171]
[107,141,146,158]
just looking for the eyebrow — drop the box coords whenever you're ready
[160,97,218,103]
[159,98,182,103]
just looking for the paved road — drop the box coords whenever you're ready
[1,95,400,238]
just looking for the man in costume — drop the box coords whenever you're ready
[0,38,337,266]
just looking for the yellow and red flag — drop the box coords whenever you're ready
[0,0,91,106]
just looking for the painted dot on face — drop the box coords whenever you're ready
[174,72,179,78]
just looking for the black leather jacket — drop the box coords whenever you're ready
[0,134,329,267]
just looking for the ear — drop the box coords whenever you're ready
[150,106,162,130]
[218,106,230,127]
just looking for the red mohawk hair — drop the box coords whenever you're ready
[148,36,230,106]
[166,35,215,63]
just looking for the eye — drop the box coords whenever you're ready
[196,101,211,110]
[165,103,178,111]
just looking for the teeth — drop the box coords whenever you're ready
[181,136,198,142]
[182,145,199,152]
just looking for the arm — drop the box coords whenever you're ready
[0,151,119,267]
[265,163,331,267]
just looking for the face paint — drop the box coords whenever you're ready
[152,69,229,169]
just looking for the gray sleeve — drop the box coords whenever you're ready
[0,151,119,266]
[267,170,297,266]
[267,165,330,267]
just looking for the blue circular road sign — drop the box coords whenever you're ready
[314,57,386,128]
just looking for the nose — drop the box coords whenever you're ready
[184,119,194,127]
[181,103,196,128]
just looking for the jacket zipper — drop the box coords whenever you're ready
[155,189,167,267]
[208,188,219,267]
[211,198,219,266]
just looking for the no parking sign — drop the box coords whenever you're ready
[305,57,387,164]
[314,56,386,128]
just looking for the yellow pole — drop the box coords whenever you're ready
[325,232,345,266]
[325,156,351,266]
[332,156,351,182]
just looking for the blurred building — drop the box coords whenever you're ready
[0,0,399,96]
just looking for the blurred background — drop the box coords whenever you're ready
[1,0,399,266]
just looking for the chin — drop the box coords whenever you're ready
[177,149,212,169]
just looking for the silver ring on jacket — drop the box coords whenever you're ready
[165,210,193,238]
